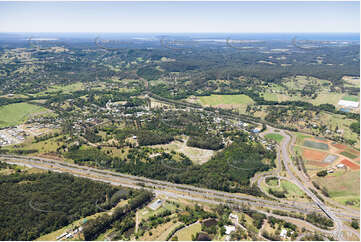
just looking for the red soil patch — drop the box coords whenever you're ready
[340,159,360,170]
[331,143,348,150]
[302,148,328,161]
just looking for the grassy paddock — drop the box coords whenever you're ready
[173,222,201,241]
[199,94,254,106]
[0,102,49,128]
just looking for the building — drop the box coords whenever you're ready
[229,213,238,220]
[224,225,236,235]
[338,100,359,108]
[149,199,162,211]
[280,229,288,238]
[336,163,345,168]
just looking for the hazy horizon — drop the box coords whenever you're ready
[0,1,359,33]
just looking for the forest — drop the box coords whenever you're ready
[65,140,276,196]
[0,172,125,240]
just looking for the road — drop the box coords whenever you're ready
[0,127,359,240]
[263,127,348,240]
[148,93,360,240]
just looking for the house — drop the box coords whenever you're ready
[280,229,288,238]
[336,164,345,168]
[229,213,238,220]
[149,199,162,210]
[251,128,261,133]
[224,225,236,235]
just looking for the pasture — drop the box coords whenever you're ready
[0,102,49,128]
[199,94,254,106]
[314,170,360,208]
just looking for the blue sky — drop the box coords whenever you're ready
[0,1,359,33]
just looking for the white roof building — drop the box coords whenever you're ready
[149,199,162,210]
[224,225,236,235]
[280,229,288,238]
[336,163,345,168]
[338,100,359,108]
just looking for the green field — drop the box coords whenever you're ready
[0,102,49,128]
[342,96,359,102]
[280,180,306,197]
[173,222,201,241]
[314,170,360,208]
[199,94,254,106]
[340,151,358,159]
[266,179,307,200]
[264,133,284,143]
[303,140,329,150]
[265,177,279,186]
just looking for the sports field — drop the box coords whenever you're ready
[199,94,254,106]
[264,133,284,143]
[0,102,49,128]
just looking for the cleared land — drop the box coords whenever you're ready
[302,148,328,161]
[0,102,49,128]
[150,137,215,164]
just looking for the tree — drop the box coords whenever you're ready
[351,219,359,229]
[316,170,328,177]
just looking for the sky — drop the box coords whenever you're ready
[0,1,359,33]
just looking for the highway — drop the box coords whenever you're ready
[0,105,359,240]
[257,127,358,240]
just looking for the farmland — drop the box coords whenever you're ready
[0,102,49,128]
[303,140,329,150]
[294,133,360,208]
